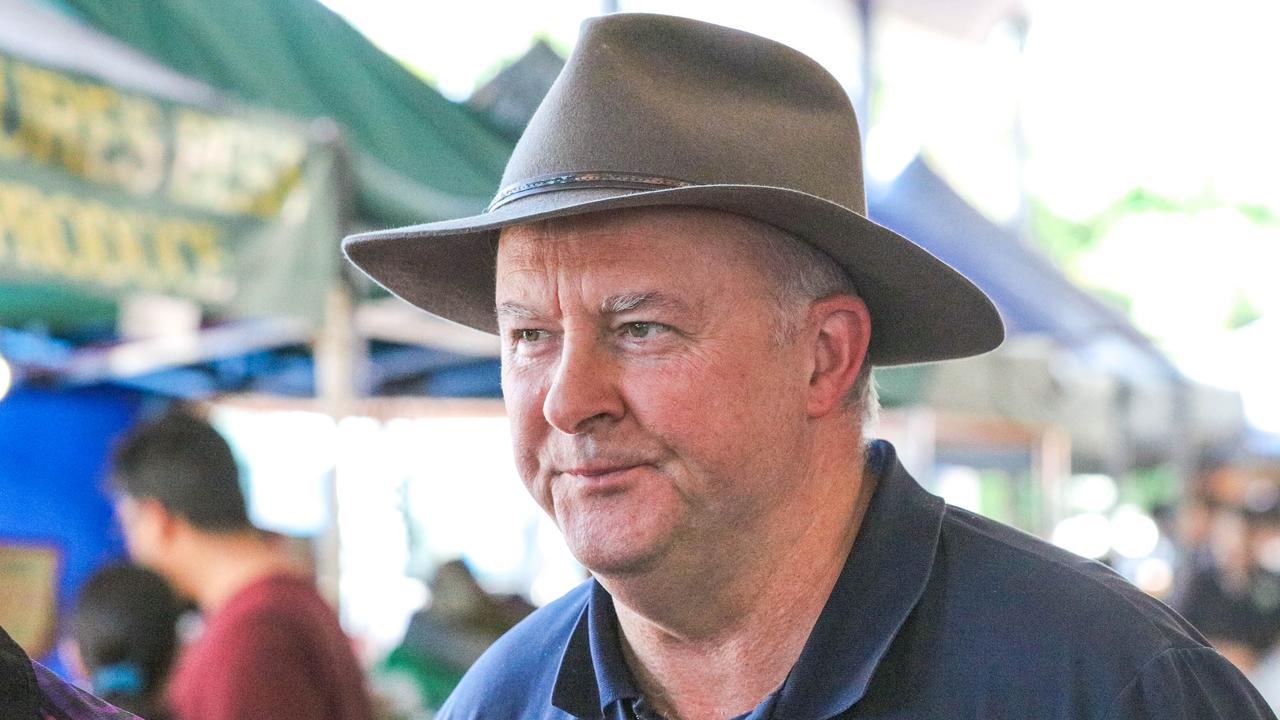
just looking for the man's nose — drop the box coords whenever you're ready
[542,334,624,435]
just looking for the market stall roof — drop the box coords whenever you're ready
[1,0,343,336]
[869,158,1244,469]
[56,0,513,228]
[869,156,1170,369]
[0,0,216,104]
[0,0,517,398]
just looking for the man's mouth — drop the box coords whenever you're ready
[558,462,650,490]
[565,462,640,477]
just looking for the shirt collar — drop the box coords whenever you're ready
[773,440,945,719]
[552,580,640,716]
[551,440,946,719]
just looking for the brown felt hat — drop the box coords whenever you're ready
[342,13,1004,365]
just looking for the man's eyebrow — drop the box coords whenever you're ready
[600,292,689,315]
[495,293,692,322]
[495,302,541,322]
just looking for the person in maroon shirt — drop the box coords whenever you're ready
[107,409,373,720]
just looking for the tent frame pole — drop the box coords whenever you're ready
[314,127,362,614]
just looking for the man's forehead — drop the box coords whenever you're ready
[493,208,779,320]
[495,206,788,271]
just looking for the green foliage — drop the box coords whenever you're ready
[1089,286,1134,318]
[1028,199,1098,273]
[537,31,573,59]
[1226,291,1263,330]
[1028,198,1131,320]
[1106,187,1182,217]
[1239,203,1279,225]
[1031,187,1279,273]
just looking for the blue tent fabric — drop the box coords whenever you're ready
[868,157,1150,348]
[0,385,143,671]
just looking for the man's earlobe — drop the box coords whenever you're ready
[806,296,871,418]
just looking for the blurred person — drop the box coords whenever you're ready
[342,13,1275,719]
[1247,502,1280,709]
[1169,493,1216,595]
[1179,494,1280,673]
[65,562,182,719]
[1167,464,1248,609]
[379,559,535,714]
[109,409,374,720]
[1178,508,1276,670]
[2,621,139,719]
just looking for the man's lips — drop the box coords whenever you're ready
[564,463,643,477]
[556,462,651,491]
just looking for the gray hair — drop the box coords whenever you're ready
[746,224,879,428]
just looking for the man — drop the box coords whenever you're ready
[343,13,1274,720]
[109,410,374,720]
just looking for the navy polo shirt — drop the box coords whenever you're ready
[440,441,1276,719]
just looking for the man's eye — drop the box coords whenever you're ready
[622,322,667,339]
[516,329,547,343]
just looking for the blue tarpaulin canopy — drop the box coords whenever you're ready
[870,156,1168,362]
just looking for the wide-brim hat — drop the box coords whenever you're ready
[343,13,1004,366]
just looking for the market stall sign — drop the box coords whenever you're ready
[0,50,341,325]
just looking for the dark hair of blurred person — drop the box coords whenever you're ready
[108,407,374,720]
[111,408,251,532]
[68,562,181,719]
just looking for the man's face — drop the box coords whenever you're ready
[113,493,167,570]
[496,207,817,578]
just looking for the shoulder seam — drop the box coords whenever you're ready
[1100,646,1226,720]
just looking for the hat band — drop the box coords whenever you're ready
[487,171,698,212]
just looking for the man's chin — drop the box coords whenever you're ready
[568,535,670,579]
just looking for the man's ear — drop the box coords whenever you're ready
[805,294,871,419]
[137,496,182,541]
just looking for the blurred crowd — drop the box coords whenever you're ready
[7,408,533,720]
[1171,461,1280,703]
[62,555,529,720]
[6,408,1280,718]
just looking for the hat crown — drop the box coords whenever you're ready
[502,14,866,213]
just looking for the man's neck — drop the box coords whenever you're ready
[177,531,302,613]
[606,445,877,720]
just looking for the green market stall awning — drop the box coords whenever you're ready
[57,0,514,229]
[0,39,343,332]
[0,0,515,395]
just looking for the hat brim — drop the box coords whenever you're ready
[341,184,1004,366]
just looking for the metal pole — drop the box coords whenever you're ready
[857,0,874,146]
[1009,13,1034,244]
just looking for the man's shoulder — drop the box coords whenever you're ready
[438,581,592,719]
[937,504,1207,658]
[213,573,337,634]
[177,573,355,682]
[851,504,1279,718]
